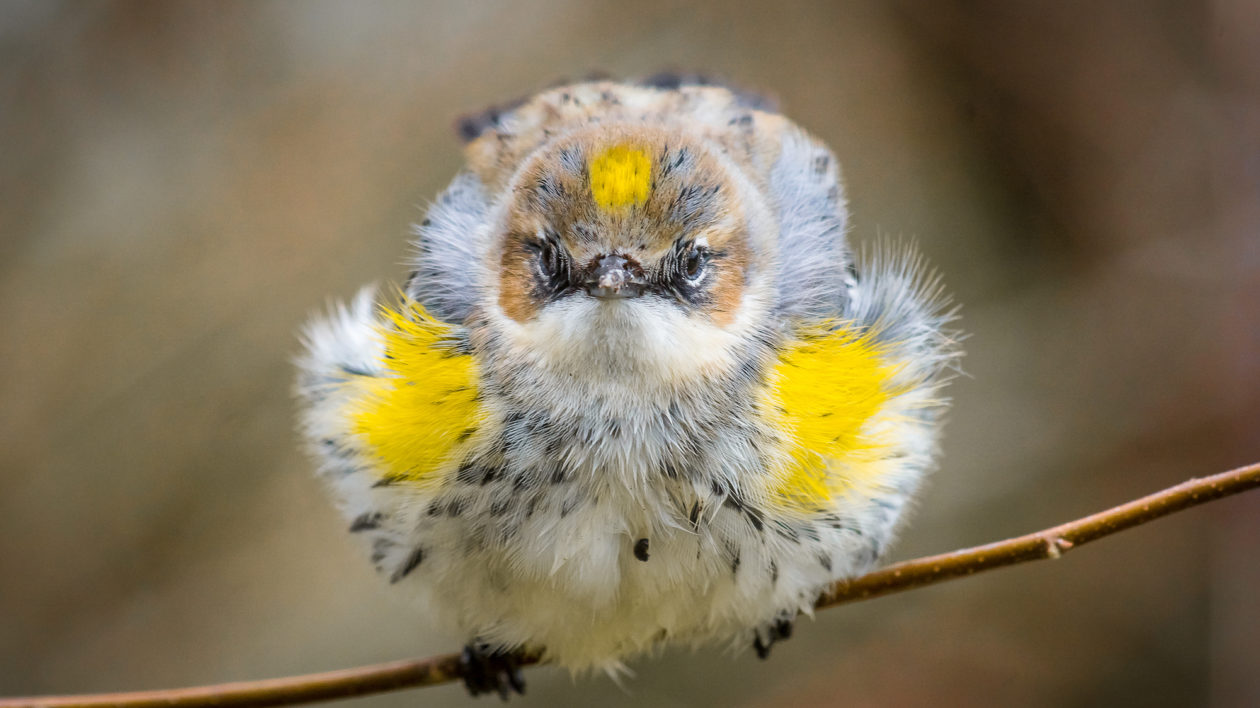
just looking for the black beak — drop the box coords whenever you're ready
[585,254,645,299]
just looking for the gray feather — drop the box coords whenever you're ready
[769,129,854,322]
[406,171,493,323]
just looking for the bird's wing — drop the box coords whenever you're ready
[766,127,855,322]
[763,243,960,531]
[296,288,481,492]
[406,171,494,324]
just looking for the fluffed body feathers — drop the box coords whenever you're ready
[295,78,960,673]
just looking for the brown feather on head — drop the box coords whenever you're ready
[495,124,751,326]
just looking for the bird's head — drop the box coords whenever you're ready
[485,125,778,382]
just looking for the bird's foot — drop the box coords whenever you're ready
[460,643,527,700]
[752,615,794,660]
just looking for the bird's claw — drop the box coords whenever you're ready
[753,616,794,660]
[460,643,527,700]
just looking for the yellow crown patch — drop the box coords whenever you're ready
[589,145,652,210]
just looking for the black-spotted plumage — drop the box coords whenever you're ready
[295,79,960,690]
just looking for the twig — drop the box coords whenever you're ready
[4,461,1258,708]
[817,460,1260,607]
[0,655,478,708]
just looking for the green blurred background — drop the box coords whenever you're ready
[2,2,1257,706]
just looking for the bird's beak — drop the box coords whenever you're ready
[584,254,645,299]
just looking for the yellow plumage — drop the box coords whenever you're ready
[352,306,897,503]
[352,300,482,485]
[765,324,898,510]
[589,144,652,210]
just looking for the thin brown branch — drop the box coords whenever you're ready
[4,461,1258,708]
[0,653,512,708]
[817,460,1260,607]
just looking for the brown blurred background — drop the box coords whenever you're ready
[1,2,1257,706]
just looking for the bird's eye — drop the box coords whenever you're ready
[528,236,568,290]
[683,244,706,281]
[539,241,560,279]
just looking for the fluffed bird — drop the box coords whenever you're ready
[295,75,960,698]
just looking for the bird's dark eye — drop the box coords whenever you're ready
[683,244,706,281]
[527,236,569,291]
[539,241,561,279]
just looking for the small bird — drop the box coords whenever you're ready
[295,75,960,698]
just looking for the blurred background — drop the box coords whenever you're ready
[1,1,1257,706]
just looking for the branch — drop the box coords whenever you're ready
[817,459,1260,607]
[4,461,1258,708]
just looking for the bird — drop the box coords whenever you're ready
[294,75,960,699]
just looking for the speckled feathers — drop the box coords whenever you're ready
[295,77,960,675]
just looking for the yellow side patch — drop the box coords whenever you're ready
[351,300,481,484]
[765,324,897,510]
[589,144,651,209]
